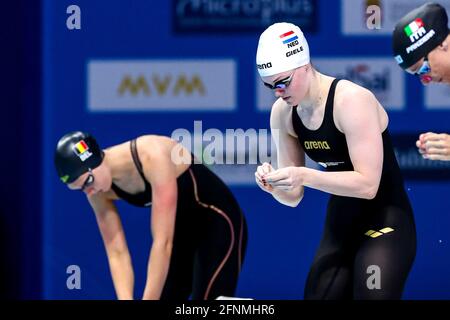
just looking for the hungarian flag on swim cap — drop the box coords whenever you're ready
[392,3,450,69]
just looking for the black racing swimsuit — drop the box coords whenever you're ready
[292,79,416,300]
[111,139,247,300]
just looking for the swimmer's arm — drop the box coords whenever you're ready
[270,100,305,207]
[141,148,178,300]
[301,89,383,199]
[88,194,134,300]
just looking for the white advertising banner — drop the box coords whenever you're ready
[342,0,450,35]
[425,84,450,110]
[88,60,236,112]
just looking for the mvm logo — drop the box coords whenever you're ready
[365,227,394,238]
[304,140,331,150]
[118,74,206,96]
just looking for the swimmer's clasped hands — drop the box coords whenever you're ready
[255,163,305,192]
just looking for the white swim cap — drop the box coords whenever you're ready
[256,22,310,77]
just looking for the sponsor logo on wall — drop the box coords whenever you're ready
[392,134,450,180]
[173,0,317,33]
[88,60,236,111]
[342,0,450,35]
[424,85,450,110]
[256,58,405,111]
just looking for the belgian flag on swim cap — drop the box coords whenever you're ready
[393,3,450,69]
[54,131,104,184]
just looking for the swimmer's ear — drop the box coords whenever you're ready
[438,39,449,51]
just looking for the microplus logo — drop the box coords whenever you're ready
[404,18,426,43]
[336,64,390,92]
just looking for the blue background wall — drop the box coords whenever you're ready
[4,0,449,299]
[1,0,41,299]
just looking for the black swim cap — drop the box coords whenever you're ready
[54,131,104,184]
[393,3,450,69]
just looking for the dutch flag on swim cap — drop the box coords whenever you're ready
[256,22,311,77]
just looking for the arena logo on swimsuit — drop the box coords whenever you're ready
[304,140,331,150]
